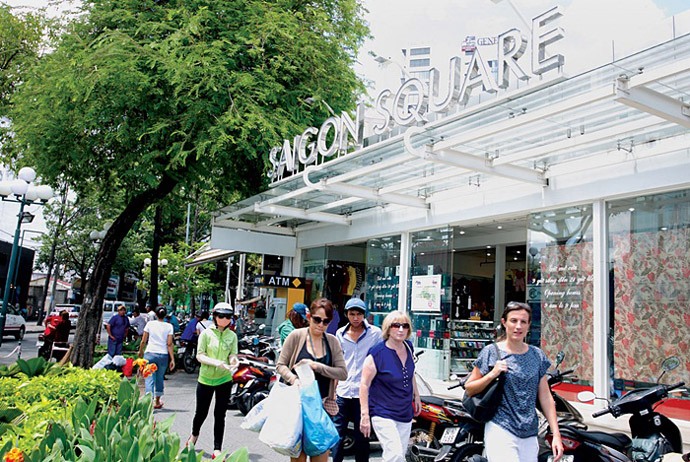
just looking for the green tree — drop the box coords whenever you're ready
[4,0,367,367]
[0,5,43,112]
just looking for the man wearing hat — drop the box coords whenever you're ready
[277,302,309,345]
[332,297,382,462]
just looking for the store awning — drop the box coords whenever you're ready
[185,244,237,268]
[212,32,690,238]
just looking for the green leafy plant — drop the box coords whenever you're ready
[2,380,250,462]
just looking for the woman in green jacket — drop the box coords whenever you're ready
[187,303,238,459]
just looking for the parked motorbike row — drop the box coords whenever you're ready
[406,353,688,462]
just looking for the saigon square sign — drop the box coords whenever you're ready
[268,6,565,183]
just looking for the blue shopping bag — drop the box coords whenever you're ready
[300,381,340,456]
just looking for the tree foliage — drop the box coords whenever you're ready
[3,0,368,367]
[0,5,44,113]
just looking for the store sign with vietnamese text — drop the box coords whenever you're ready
[267,6,565,183]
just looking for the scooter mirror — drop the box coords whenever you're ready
[450,374,458,380]
[258,323,266,329]
[577,391,596,402]
[661,356,680,372]
[555,351,565,367]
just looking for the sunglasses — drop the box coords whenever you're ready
[391,322,410,330]
[311,315,331,325]
[215,313,232,320]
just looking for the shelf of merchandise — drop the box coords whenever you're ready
[449,319,494,375]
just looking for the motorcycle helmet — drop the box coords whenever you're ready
[212,302,234,317]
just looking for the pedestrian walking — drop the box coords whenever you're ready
[276,302,309,345]
[276,298,348,462]
[138,307,175,410]
[129,308,147,339]
[359,311,421,462]
[187,303,239,459]
[106,305,131,356]
[464,301,564,462]
[332,297,382,462]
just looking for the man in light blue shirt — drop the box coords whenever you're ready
[332,297,382,462]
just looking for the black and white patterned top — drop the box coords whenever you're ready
[474,343,551,438]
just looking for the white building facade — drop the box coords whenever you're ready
[213,7,690,423]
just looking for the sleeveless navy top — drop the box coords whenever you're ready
[368,340,415,422]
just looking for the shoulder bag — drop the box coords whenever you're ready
[462,343,505,423]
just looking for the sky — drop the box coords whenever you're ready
[356,0,690,94]
[2,0,690,245]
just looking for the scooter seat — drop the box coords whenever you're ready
[571,427,631,449]
[420,395,445,407]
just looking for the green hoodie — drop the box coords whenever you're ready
[197,325,238,386]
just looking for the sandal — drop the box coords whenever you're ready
[153,402,163,409]
[211,450,222,460]
[185,435,197,448]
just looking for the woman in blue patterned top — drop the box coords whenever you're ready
[464,302,564,462]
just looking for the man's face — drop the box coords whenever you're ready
[118,308,126,317]
[347,310,365,328]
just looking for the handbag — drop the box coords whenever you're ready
[322,395,339,416]
[462,343,505,423]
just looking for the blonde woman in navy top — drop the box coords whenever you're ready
[359,311,421,462]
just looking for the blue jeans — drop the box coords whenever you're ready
[144,352,168,398]
[331,396,370,462]
[107,338,124,357]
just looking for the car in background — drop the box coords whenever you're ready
[2,304,26,340]
[102,300,138,325]
[48,304,81,329]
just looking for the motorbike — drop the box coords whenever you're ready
[418,351,587,462]
[537,351,587,459]
[545,356,686,462]
[177,339,199,374]
[229,355,277,415]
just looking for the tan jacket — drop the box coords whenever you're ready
[276,327,348,399]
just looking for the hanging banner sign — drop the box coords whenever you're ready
[411,275,442,312]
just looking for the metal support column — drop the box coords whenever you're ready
[592,200,610,404]
[397,232,411,313]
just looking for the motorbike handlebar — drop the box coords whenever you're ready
[666,381,685,392]
[560,369,575,376]
[448,382,463,390]
[592,408,610,418]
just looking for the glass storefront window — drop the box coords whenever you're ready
[409,228,452,357]
[364,236,401,326]
[608,190,690,398]
[301,247,326,303]
[527,205,594,386]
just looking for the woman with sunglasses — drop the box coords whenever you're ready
[359,311,421,462]
[276,298,348,462]
[187,303,239,459]
[464,302,563,462]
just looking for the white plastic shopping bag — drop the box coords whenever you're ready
[259,381,302,457]
[241,383,280,432]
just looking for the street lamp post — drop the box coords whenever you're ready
[0,167,53,347]
[144,257,167,310]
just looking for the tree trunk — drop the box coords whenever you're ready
[71,174,178,368]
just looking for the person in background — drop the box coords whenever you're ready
[463,302,563,462]
[146,304,157,322]
[106,305,131,357]
[138,307,175,410]
[276,302,309,345]
[165,310,180,333]
[129,308,148,339]
[326,307,341,335]
[360,311,421,462]
[276,298,348,462]
[181,311,202,344]
[195,310,212,336]
[188,303,239,459]
[332,298,382,462]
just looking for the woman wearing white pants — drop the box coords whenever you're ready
[359,312,421,462]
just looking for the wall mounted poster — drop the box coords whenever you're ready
[411,275,442,312]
